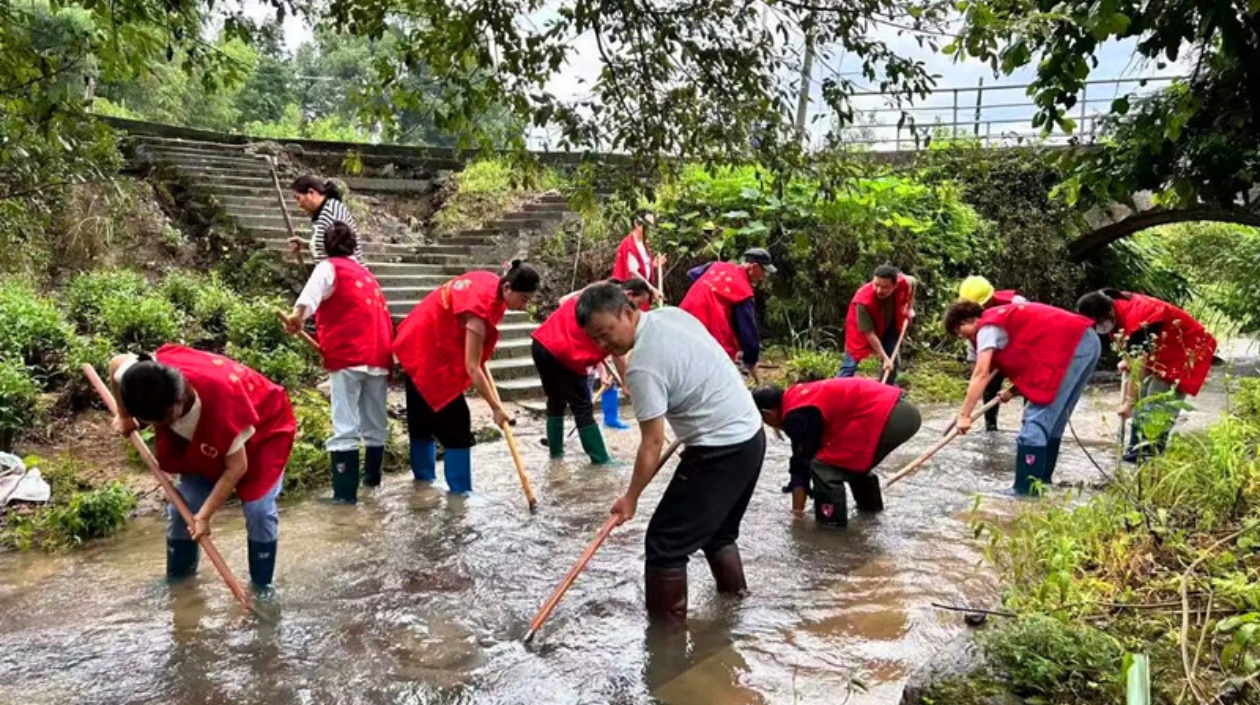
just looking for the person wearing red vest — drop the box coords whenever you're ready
[958,275,1029,432]
[532,278,652,464]
[945,301,1101,494]
[679,248,776,382]
[611,210,666,311]
[108,347,297,594]
[1077,289,1217,462]
[840,265,917,384]
[393,261,540,495]
[282,222,393,504]
[753,378,922,528]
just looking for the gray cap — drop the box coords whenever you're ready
[743,247,777,274]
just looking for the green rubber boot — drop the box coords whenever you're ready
[546,416,565,458]
[577,423,613,465]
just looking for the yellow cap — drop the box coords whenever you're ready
[958,276,995,305]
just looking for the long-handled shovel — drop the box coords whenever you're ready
[1117,372,1129,450]
[274,309,321,353]
[885,393,1009,488]
[482,365,538,513]
[267,156,305,267]
[82,365,256,614]
[523,438,683,643]
[880,319,911,384]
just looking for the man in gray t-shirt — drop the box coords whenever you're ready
[577,284,766,626]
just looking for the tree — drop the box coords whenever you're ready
[235,27,295,125]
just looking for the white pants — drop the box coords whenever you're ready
[327,369,390,452]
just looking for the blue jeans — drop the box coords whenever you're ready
[838,322,901,384]
[1017,332,1102,447]
[167,473,283,543]
[327,369,390,452]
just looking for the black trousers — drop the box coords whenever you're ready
[645,429,766,569]
[531,339,597,428]
[403,373,475,449]
[812,399,922,511]
[982,371,1006,428]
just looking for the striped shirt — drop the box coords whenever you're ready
[309,197,366,265]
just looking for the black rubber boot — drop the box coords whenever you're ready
[248,540,277,596]
[166,539,199,581]
[330,449,360,503]
[847,474,885,512]
[363,445,384,488]
[813,487,849,528]
[1044,438,1062,485]
[704,544,748,596]
[645,565,688,625]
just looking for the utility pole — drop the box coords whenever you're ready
[794,34,815,143]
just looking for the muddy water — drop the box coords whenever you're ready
[0,347,1247,705]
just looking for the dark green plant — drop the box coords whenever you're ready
[0,281,74,383]
[99,293,182,352]
[982,615,1124,700]
[783,349,843,384]
[0,356,40,452]
[65,269,147,332]
[1,482,136,551]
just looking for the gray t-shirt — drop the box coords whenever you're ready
[626,307,762,448]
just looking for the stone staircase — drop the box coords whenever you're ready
[129,135,573,401]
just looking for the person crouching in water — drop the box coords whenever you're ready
[944,301,1100,494]
[392,261,540,494]
[753,378,921,527]
[108,347,297,594]
[531,278,652,463]
[282,221,393,503]
[1077,288,1217,462]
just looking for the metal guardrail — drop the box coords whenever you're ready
[815,75,1184,152]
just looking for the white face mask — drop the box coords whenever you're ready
[1095,321,1115,335]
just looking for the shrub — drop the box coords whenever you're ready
[0,357,40,452]
[65,269,146,331]
[192,276,241,348]
[60,334,116,409]
[283,389,332,497]
[783,349,843,383]
[1236,378,1260,423]
[224,297,315,388]
[159,270,203,314]
[0,281,75,383]
[981,615,1124,700]
[1,482,136,552]
[99,293,182,352]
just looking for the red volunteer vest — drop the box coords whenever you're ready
[1113,293,1216,396]
[678,262,755,360]
[612,229,653,312]
[152,346,296,502]
[782,378,902,473]
[393,271,507,410]
[979,303,1092,406]
[990,289,1020,307]
[315,257,394,372]
[845,274,912,361]
[532,295,608,374]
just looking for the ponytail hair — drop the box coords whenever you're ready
[290,175,343,201]
[323,221,357,258]
[500,259,540,294]
[118,353,185,423]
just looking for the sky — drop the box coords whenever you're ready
[244,1,1188,151]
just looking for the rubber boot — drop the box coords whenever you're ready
[166,539,200,581]
[1044,438,1062,485]
[813,487,849,528]
[645,565,688,625]
[545,416,565,458]
[363,445,384,488]
[248,540,277,596]
[704,544,748,596]
[602,388,629,430]
[1013,443,1048,496]
[330,449,359,504]
[847,474,885,512]
[984,402,1000,432]
[410,439,437,482]
[444,447,472,495]
[577,423,613,465]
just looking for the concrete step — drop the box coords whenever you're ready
[216,194,301,210]
[204,183,293,198]
[368,262,460,276]
[496,376,544,402]
[224,204,300,220]
[142,143,258,160]
[374,274,451,289]
[487,218,548,231]
[520,203,573,214]
[490,337,534,359]
[236,214,300,231]
[130,136,253,153]
[485,355,537,382]
[256,238,421,256]
[196,174,277,189]
[146,150,272,169]
[536,195,570,205]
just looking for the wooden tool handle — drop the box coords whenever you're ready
[880,319,911,384]
[268,157,305,267]
[273,309,321,353]
[885,394,1005,488]
[523,438,682,642]
[82,365,254,610]
[482,365,538,512]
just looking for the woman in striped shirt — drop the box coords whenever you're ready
[289,175,365,264]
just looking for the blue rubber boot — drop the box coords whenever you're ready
[444,447,473,495]
[602,388,629,430]
[410,440,437,482]
[248,540,277,597]
[166,539,199,581]
[1045,438,1062,485]
[1013,443,1048,496]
